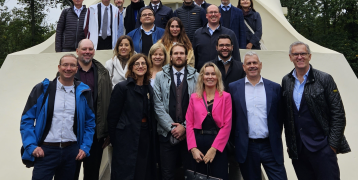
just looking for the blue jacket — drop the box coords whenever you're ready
[228,78,284,164]
[20,78,96,162]
[127,26,165,53]
[219,6,246,49]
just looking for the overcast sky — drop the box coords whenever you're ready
[4,0,63,24]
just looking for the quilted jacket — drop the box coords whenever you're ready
[281,65,351,159]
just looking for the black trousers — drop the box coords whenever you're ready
[160,139,191,180]
[74,134,105,180]
[97,36,112,50]
[292,143,340,180]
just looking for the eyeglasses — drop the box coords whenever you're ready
[61,63,77,68]
[218,44,232,48]
[207,11,219,15]
[291,53,309,57]
[141,13,154,17]
[134,62,147,67]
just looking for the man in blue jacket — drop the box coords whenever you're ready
[219,0,246,49]
[20,54,96,180]
[127,7,165,55]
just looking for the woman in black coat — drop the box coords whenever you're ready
[238,0,263,50]
[107,54,157,180]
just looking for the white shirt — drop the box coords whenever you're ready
[172,66,185,86]
[194,1,205,7]
[99,2,112,36]
[73,6,84,17]
[44,79,77,143]
[151,2,160,9]
[245,76,268,139]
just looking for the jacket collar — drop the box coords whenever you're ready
[201,23,222,35]
[288,64,315,83]
[162,64,197,79]
[182,2,196,9]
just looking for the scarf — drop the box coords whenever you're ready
[124,0,145,34]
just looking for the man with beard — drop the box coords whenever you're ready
[114,0,126,36]
[73,39,113,180]
[193,5,240,72]
[124,0,145,34]
[229,51,287,180]
[153,43,199,180]
[173,0,207,43]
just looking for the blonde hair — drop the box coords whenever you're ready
[195,62,224,98]
[148,43,169,68]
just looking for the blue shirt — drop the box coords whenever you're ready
[220,3,232,11]
[218,56,232,65]
[292,67,310,110]
[207,24,220,35]
[140,25,156,35]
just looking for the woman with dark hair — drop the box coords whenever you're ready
[186,62,232,180]
[105,35,136,88]
[157,17,195,67]
[238,0,262,50]
[107,54,157,180]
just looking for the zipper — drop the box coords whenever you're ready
[75,18,79,49]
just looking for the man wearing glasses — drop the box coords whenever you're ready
[193,5,240,72]
[281,41,351,180]
[127,7,165,55]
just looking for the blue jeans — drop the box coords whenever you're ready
[32,143,79,180]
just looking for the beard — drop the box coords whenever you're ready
[80,57,92,65]
[171,58,187,69]
[218,50,232,59]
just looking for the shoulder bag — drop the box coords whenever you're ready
[244,20,267,50]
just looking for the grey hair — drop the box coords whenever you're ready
[59,53,77,65]
[289,41,311,54]
[243,51,261,63]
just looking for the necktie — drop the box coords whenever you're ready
[154,5,158,13]
[102,7,108,40]
[175,72,182,87]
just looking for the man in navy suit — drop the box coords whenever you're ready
[229,51,287,180]
[218,0,246,49]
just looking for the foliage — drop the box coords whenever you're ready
[281,0,358,76]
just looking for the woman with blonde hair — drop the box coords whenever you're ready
[185,62,232,180]
[157,17,195,67]
[105,35,136,88]
[147,43,169,87]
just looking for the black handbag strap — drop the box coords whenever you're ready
[194,163,212,179]
[202,95,220,132]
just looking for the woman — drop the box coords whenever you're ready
[158,17,195,67]
[186,62,232,180]
[238,0,262,50]
[148,43,169,87]
[105,35,136,88]
[107,54,157,180]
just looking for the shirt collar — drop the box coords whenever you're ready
[172,66,185,75]
[220,3,232,8]
[78,62,95,71]
[73,5,84,11]
[151,2,160,7]
[101,2,110,9]
[57,77,74,92]
[218,56,232,65]
[292,66,310,81]
[245,76,264,85]
[207,24,220,31]
[140,25,156,33]
[194,1,205,6]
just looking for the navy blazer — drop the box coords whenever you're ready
[218,6,246,49]
[228,78,284,164]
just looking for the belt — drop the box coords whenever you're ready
[194,129,218,135]
[42,141,77,148]
[141,117,147,123]
[249,138,269,143]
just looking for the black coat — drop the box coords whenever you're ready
[243,9,262,50]
[281,65,351,159]
[107,77,157,180]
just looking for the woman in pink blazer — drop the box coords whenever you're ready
[186,62,232,180]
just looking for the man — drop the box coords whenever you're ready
[194,0,211,9]
[219,0,246,49]
[193,5,240,71]
[20,54,95,180]
[153,43,199,180]
[210,34,245,180]
[55,0,87,52]
[127,7,165,55]
[124,0,145,34]
[229,51,287,180]
[73,39,112,180]
[84,0,119,50]
[281,41,351,180]
[135,0,173,29]
[115,0,126,37]
[173,0,207,43]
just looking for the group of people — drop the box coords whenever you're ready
[20,0,351,180]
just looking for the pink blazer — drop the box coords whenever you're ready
[186,90,232,152]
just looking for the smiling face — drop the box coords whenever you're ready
[114,0,124,8]
[58,56,78,81]
[76,39,95,65]
[73,0,84,8]
[118,38,132,58]
[169,20,180,38]
[203,66,218,88]
[289,44,311,72]
[206,5,221,26]
[240,0,251,8]
[243,54,262,79]
[183,0,193,6]
[151,48,165,67]
[132,57,148,77]
[216,38,233,59]
[140,9,155,25]
[171,46,187,69]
